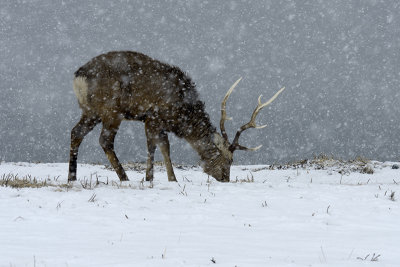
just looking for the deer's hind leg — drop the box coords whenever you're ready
[99,119,129,181]
[68,114,100,181]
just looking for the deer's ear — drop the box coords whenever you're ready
[213,133,233,160]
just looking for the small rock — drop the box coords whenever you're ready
[392,164,399,169]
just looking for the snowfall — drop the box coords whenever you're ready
[0,159,399,267]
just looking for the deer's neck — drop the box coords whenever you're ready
[173,102,220,162]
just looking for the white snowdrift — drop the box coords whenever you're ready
[0,161,399,267]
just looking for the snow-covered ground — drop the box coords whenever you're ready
[0,160,399,267]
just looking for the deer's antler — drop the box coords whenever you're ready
[220,77,242,141]
[229,87,285,152]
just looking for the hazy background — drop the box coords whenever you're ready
[1,0,399,165]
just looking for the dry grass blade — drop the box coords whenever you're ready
[389,191,395,201]
[88,193,96,202]
[371,253,381,262]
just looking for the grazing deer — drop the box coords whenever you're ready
[68,51,284,182]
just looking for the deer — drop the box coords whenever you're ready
[68,51,284,183]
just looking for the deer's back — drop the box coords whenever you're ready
[73,51,199,123]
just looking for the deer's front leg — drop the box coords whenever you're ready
[158,131,177,182]
[145,122,177,182]
[145,133,156,182]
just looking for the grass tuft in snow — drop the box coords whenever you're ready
[0,173,68,189]
[232,172,254,183]
[80,173,109,189]
[361,165,374,174]
[357,253,381,262]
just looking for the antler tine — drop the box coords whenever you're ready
[257,86,286,110]
[220,77,242,141]
[235,144,263,151]
[229,87,285,152]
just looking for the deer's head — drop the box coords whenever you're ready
[203,78,285,182]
